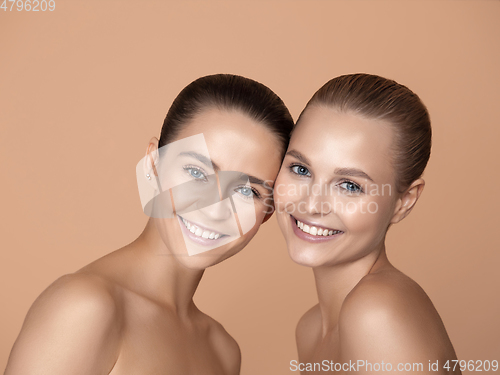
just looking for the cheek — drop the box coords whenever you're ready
[253,201,268,221]
[172,193,200,213]
[171,180,221,213]
[340,197,393,237]
[234,198,272,239]
[274,173,304,210]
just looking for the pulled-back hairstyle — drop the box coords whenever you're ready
[159,74,294,154]
[300,73,431,193]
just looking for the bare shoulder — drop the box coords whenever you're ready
[295,304,322,360]
[201,313,241,375]
[296,304,321,335]
[338,269,458,370]
[296,304,321,343]
[22,272,121,329]
[5,272,122,374]
[341,268,434,321]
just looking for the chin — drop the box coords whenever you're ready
[176,235,254,270]
[287,244,327,268]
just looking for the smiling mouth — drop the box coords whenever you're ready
[293,217,343,237]
[179,215,227,240]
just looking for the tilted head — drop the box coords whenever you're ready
[139,74,294,269]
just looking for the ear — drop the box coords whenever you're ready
[390,178,425,224]
[144,137,160,178]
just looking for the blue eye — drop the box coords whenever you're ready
[339,181,362,193]
[235,186,254,198]
[184,166,207,181]
[291,165,310,176]
[190,169,203,178]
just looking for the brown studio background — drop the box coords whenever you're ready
[1,1,499,374]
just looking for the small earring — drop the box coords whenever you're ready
[146,173,151,180]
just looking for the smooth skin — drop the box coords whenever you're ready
[5,108,282,375]
[275,106,460,375]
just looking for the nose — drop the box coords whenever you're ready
[198,198,234,221]
[297,183,332,216]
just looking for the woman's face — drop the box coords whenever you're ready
[275,105,401,268]
[151,107,282,269]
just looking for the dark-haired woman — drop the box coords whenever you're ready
[5,74,294,375]
[275,74,460,374]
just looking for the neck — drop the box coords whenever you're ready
[313,240,388,336]
[126,218,205,317]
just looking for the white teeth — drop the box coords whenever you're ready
[296,219,341,237]
[180,217,223,240]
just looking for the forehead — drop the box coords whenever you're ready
[173,108,283,178]
[291,106,395,181]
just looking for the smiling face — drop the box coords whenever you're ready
[150,107,283,269]
[275,105,402,268]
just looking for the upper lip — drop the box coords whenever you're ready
[291,215,343,233]
[178,215,229,236]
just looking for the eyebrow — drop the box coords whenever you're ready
[286,150,311,166]
[178,151,220,171]
[178,151,271,189]
[286,150,374,182]
[334,167,374,182]
[248,175,272,189]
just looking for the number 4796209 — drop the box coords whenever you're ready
[1,0,55,12]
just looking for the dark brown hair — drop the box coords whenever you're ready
[300,73,431,193]
[159,74,294,154]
